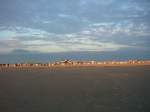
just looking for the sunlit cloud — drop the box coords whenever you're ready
[0,26,131,53]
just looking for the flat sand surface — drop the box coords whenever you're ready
[0,66,150,112]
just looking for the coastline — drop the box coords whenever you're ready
[0,60,150,68]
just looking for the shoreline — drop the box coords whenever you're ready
[0,60,150,68]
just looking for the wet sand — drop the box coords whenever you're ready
[0,66,150,112]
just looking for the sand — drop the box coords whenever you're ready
[0,66,150,112]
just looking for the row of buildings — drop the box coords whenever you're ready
[0,60,150,68]
[53,60,150,65]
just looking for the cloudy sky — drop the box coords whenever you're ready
[0,0,150,57]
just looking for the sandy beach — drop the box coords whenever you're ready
[0,66,150,112]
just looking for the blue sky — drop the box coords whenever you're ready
[0,0,150,55]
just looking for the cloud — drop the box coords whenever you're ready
[58,14,73,18]
[79,0,115,6]
[0,26,51,39]
[0,39,21,53]
[0,26,132,53]
[88,21,150,37]
[60,37,129,52]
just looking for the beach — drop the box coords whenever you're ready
[0,66,150,112]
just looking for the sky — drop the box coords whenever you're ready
[0,0,150,61]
